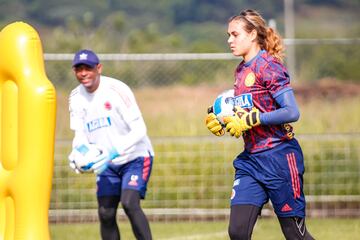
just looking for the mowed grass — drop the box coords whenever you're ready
[50,217,360,240]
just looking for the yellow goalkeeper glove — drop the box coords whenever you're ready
[205,107,225,137]
[223,107,260,138]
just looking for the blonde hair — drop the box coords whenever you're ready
[229,9,285,62]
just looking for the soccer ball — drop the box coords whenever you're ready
[73,143,101,172]
[213,89,235,124]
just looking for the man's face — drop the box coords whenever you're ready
[73,64,102,93]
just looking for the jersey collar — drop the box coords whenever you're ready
[244,49,266,67]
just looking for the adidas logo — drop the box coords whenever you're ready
[281,203,293,212]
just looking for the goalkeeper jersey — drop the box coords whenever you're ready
[69,76,154,163]
[233,50,294,153]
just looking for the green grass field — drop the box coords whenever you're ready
[50,217,360,240]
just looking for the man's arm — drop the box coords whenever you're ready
[111,116,147,153]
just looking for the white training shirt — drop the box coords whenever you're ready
[69,76,154,165]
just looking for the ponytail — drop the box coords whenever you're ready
[264,27,284,62]
[229,9,285,62]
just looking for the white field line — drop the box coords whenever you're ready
[159,231,228,240]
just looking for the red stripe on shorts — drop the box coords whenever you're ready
[287,152,300,199]
[142,156,151,180]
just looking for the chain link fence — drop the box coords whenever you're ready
[45,38,360,91]
[51,134,360,222]
[45,53,240,91]
[47,44,360,222]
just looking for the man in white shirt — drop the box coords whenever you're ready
[68,49,154,240]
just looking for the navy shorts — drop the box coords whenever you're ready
[96,155,153,199]
[231,139,307,218]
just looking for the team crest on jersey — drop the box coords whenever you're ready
[86,117,111,132]
[104,101,112,110]
[233,93,253,109]
[244,72,256,87]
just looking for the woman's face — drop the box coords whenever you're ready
[73,64,102,93]
[227,20,255,59]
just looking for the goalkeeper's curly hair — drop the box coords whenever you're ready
[229,9,285,62]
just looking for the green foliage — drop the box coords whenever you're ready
[297,45,360,81]
[1,0,359,83]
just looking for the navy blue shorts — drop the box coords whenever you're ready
[96,155,153,199]
[231,139,307,218]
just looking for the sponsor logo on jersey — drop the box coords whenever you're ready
[86,117,111,132]
[233,93,253,109]
[128,175,139,186]
[245,72,256,87]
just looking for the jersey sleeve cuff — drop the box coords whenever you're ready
[272,87,292,99]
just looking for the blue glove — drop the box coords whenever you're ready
[68,143,100,174]
[68,144,119,174]
[90,147,120,174]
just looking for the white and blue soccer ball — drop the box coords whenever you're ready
[73,143,101,172]
[213,89,235,124]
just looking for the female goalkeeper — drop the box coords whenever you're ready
[206,9,314,240]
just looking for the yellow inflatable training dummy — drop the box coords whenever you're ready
[0,22,56,240]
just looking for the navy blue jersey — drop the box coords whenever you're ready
[233,50,294,153]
